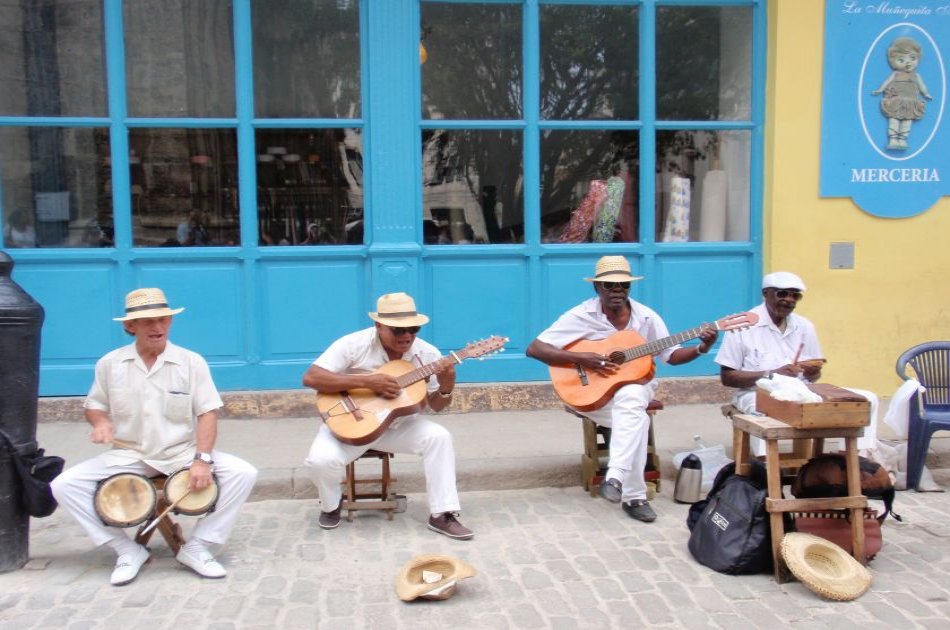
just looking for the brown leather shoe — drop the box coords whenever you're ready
[427,512,473,540]
[319,502,342,529]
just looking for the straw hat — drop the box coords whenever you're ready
[368,292,430,327]
[780,533,872,601]
[584,256,644,283]
[113,288,184,321]
[395,554,476,602]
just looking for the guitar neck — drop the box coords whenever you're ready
[622,324,710,363]
[394,354,460,389]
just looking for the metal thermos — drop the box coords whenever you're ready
[674,454,703,504]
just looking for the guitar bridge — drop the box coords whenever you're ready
[341,392,365,421]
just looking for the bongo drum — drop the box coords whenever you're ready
[163,468,219,516]
[94,473,157,527]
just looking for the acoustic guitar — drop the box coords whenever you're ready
[317,336,508,446]
[550,312,758,411]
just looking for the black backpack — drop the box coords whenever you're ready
[686,461,773,575]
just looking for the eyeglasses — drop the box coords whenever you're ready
[775,289,803,301]
[599,281,631,290]
[388,326,421,336]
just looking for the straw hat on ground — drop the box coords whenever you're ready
[584,256,644,283]
[113,288,184,321]
[395,554,476,602]
[780,532,872,601]
[368,292,430,327]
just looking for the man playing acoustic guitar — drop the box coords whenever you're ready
[302,292,473,539]
[527,257,718,523]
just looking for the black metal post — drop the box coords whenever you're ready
[0,251,45,572]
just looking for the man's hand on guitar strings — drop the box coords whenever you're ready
[575,351,618,375]
[366,373,402,399]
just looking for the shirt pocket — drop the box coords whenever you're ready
[108,387,141,437]
[164,390,193,423]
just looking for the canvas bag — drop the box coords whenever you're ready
[687,461,773,575]
[0,427,65,518]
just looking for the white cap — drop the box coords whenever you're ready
[762,271,806,291]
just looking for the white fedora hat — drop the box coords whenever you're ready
[368,292,430,327]
[584,256,644,283]
[113,288,184,322]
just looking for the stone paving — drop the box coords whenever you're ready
[3,481,950,629]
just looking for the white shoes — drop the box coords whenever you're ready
[111,545,150,586]
[176,545,227,579]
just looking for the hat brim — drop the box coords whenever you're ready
[395,555,476,602]
[113,306,184,322]
[584,273,644,283]
[369,312,430,327]
[780,533,871,601]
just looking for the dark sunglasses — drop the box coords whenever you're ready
[775,289,803,301]
[388,326,421,336]
[599,281,631,290]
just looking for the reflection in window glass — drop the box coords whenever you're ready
[0,0,107,117]
[421,3,522,120]
[124,0,235,117]
[128,129,239,247]
[256,129,363,246]
[422,130,522,244]
[540,130,639,243]
[656,6,752,121]
[0,127,112,248]
[655,130,750,242]
[252,0,360,118]
[540,4,638,120]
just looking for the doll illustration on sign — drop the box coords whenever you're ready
[871,37,932,151]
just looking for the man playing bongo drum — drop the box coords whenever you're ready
[51,288,257,586]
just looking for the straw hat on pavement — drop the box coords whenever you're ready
[395,554,476,602]
[780,532,872,601]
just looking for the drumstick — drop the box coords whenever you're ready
[139,488,193,535]
[110,438,141,450]
[791,342,804,366]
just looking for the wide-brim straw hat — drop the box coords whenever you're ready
[368,292,430,327]
[395,554,476,602]
[113,288,184,321]
[780,533,872,601]
[584,255,644,283]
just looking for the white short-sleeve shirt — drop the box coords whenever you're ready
[714,302,823,412]
[84,341,223,473]
[536,297,678,365]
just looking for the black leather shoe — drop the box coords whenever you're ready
[319,502,342,529]
[622,499,657,522]
[599,478,622,503]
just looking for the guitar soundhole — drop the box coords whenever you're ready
[608,351,626,364]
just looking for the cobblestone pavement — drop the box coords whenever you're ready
[2,483,950,630]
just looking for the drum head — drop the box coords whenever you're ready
[164,469,219,515]
[95,473,156,527]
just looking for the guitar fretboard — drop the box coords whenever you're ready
[619,324,709,363]
[394,355,458,388]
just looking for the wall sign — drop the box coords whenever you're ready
[820,1,948,218]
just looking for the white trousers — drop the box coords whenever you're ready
[304,416,460,515]
[51,451,257,548]
[575,383,655,502]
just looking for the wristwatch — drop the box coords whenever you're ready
[193,451,214,465]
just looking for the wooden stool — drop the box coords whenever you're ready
[571,400,664,498]
[343,450,398,522]
[721,404,817,482]
[731,413,867,583]
[134,475,186,554]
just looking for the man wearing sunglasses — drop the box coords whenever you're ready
[527,256,718,523]
[715,271,823,419]
[301,292,472,540]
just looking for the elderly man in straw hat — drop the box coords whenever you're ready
[51,288,258,586]
[302,292,472,539]
[527,256,718,523]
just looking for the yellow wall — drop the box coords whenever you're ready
[766,0,950,395]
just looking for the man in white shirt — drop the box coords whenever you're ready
[302,292,472,540]
[51,288,258,586]
[526,256,718,523]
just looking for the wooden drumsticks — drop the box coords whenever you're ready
[139,488,193,535]
[110,438,142,450]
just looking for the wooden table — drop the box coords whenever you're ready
[731,413,867,583]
